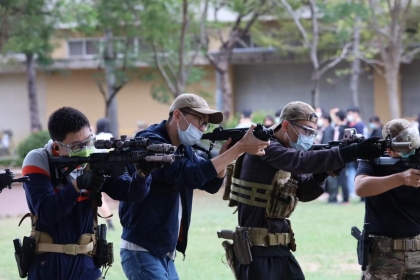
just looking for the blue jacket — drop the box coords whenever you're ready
[119,120,224,258]
[22,141,151,280]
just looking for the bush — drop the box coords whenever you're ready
[17,130,51,160]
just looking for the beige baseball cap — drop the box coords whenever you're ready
[270,101,318,130]
[169,93,224,124]
[382,118,420,149]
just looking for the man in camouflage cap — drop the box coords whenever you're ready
[355,118,420,280]
[225,101,383,280]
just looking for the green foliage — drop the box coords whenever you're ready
[17,130,50,160]
[1,0,64,66]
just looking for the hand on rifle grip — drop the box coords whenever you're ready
[239,124,270,156]
[136,162,162,177]
[219,138,233,155]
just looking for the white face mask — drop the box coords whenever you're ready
[177,112,204,146]
[347,114,354,122]
[317,119,324,127]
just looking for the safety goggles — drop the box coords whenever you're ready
[290,122,318,139]
[392,127,419,143]
[56,134,96,153]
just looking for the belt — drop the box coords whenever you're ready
[371,235,420,251]
[239,227,292,247]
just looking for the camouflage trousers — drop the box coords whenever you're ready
[362,236,420,280]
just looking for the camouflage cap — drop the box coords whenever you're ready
[279,101,318,123]
[382,118,420,149]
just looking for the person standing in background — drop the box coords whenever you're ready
[95,118,116,230]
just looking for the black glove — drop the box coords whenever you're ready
[76,169,105,191]
[312,172,329,182]
[135,161,162,176]
[339,137,383,163]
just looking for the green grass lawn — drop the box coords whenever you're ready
[0,191,365,280]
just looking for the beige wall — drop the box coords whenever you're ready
[51,39,68,60]
[0,73,47,147]
[44,66,217,137]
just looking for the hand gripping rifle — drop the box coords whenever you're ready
[195,124,273,159]
[48,135,180,186]
[351,223,373,272]
[0,169,29,193]
[312,128,412,154]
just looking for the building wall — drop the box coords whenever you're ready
[0,65,216,147]
[233,62,375,122]
[401,61,420,120]
[0,73,47,150]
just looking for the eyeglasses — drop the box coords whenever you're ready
[290,122,317,138]
[180,110,210,131]
[56,135,96,153]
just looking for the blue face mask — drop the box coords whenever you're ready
[400,150,415,158]
[177,113,204,146]
[369,123,376,130]
[289,134,314,151]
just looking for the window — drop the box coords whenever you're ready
[233,34,259,49]
[68,39,101,57]
[67,38,141,58]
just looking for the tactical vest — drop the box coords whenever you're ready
[223,154,299,219]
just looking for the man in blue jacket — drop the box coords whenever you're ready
[22,107,153,280]
[119,93,270,280]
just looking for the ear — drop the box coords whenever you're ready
[281,120,289,131]
[172,109,181,123]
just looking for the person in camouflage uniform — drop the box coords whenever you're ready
[224,101,383,280]
[355,118,420,280]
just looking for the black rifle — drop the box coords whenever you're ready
[312,128,411,154]
[49,136,179,182]
[196,124,273,158]
[0,169,29,193]
[351,223,373,272]
[372,148,420,172]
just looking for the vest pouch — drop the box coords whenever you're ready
[223,162,235,201]
[267,171,299,219]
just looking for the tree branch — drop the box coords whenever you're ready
[94,74,107,103]
[275,0,310,47]
[368,0,388,61]
[152,42,176,95]
[401,46,420,63]
[186,0,209,76]
[176,0,189,90]
[318,43,352,77]
[309,0,319,70]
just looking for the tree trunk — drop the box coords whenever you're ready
[385,64,401,119]
[25,53,41,132]
[104,29,119,137]
[350,16,361,107]
[217,49,233,121]
[311,70,320,108]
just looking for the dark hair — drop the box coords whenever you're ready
[264,115,275,122]
[275,110,282,117]
[96,118,112,134]
[347,106,360,114]
[323,115,331,123]
[369,116,380,123]
[335,110,346,121]
[242,109,252,118]
[48,107,90,142]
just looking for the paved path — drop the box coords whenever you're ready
[0,183,119,219]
